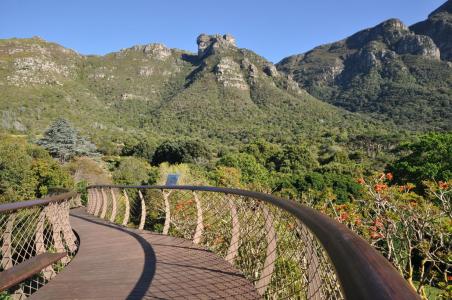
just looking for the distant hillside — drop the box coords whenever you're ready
[276,1,452,131]
[0,34,383,148]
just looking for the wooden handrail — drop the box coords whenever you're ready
[87,185,419,300]
[0,253,67,292]
[0,192,77,214]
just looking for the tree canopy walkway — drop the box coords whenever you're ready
[0,186,419,299]
[31,207,259,299]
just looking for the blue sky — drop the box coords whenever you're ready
[0,0,445,62]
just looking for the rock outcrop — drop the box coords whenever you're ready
[197,34,237,58]
[411,0,452,61]
[0,38,79,86]
[347,18,440,60]
[395,34,440,58]
[121,43,172,60]
[215,57,248,90]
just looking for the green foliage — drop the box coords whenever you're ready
[31,154,73,196]
[219,139,364,202]
[0,136,36,201]
[112,157,154,185]
[152,139,210,165]
[241,140,321,173]
[0,36,390,152]
[217,152,269,185]
[389,132,452,188]
[212,166,243,188]
[37,118,97,161]
[272,144,319,173]
[297,172,362,203]
[0,135,73,202]
[75,180,88,205]
[122,139,157,161]
[241,139,281,168]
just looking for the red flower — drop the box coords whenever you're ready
[370,231,384,239]
[374,183,388,192]
[357,178,365,185]
[374,218,384,229]
[385,173,393,181]
[439,181,449,190]
[339,212,349,222]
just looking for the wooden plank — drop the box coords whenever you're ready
[0,252,67,292]
[31,208,259,299]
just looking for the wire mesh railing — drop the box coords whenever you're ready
[0,192,80,299]
[87,185,419,300]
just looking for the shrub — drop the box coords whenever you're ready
[152,139,210,165]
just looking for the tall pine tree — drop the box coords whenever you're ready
[37,118,97,162]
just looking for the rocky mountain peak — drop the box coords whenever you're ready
[196,33,237,58]
[120,43,172,60]
[346,18,440,60]
[411,0,452,61]
[429,0,452,17]
[347,18,409,49]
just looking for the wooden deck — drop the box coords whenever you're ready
[31,208,259,299]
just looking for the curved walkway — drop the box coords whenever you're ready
[31,208,259,299]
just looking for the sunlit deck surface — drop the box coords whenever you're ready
[31,207,259,299]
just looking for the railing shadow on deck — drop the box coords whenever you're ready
[72,209,258,299]
[70,213,157,300]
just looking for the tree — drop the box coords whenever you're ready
[217,153,269,185]
[0,136,36,202]
[112,157,153,185]
[329,174,451,299]
[242,139,282,170]
[31,153,73,196]
[37,118,97,162]
[152,139,210,165]
[0,135,73,202]
[389,132,452,190]
[271,144,319,174]
[213,166,242,188]
[122,139,156,161]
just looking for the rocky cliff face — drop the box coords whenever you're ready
[0,37,81,87]
[345,18,440,60]
[277,2,452,130]
[190,33,304,96]
[197,34,237,57]
[410,0,452,61]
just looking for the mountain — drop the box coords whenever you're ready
[411,0,452,61]
[276,1,452,131]
[0,34,382,148]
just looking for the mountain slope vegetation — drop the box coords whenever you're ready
[0,34,385,148]
[276,1,452,131]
